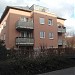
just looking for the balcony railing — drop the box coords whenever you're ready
[58,26,66,33]
[58,39,63,45]
[58,39,66,46]
[16,20,34,30]
[16,37,34,45]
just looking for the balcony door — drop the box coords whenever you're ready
[20,32,33,38]
[20,32,27,37]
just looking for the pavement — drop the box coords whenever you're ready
[37,67,75,75]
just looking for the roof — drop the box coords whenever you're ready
[0,5,66,23]
[57,17,66,20]
[0,6,32,23]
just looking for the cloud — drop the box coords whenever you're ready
[40,0,74,19]
[0,0,74,18]
[0,0,75,34]
[64,18,75,32]
[5,0,17,3]
[0,0,17,17]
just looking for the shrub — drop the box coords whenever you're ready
[0,40,7,60]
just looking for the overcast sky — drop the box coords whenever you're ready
[0,0,75,35]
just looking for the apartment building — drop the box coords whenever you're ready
[0,4,66,50]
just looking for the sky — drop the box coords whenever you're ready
[0,0,75,35]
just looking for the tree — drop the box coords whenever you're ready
[65,32,75,48]
[0,40,7,60]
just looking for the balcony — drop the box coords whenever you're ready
[58,39,66,46]
[58,39,63,45]
[16,37,34,46]
[16,20,34,30]
[58,26,66,33]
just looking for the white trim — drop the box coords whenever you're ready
[39,18,45,25]
[48,19,53,25]
[40,31,45,38]
[49,32,54,39]
[49,38,54,40]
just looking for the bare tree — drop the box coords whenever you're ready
[65,32,75,48]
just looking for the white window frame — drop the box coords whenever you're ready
[48,19,53,25]
[39,18,45,24]
[49,32,54,39]
[40,31,45,38]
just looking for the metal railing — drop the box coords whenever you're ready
[58,39,63,45]
[58,27,66,33]
[58,39,66,45]
[16,20,34,29]
[16,37,34,45]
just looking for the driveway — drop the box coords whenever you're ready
[37,67,75,75]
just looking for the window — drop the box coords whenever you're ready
[40,18,45,24]
[20,32,24,37]
[20,32,32,38]
[20,32,27,37]
[40,32,45,38]
[3,21,6,28]
[20,16,28,22]
[48,19,53,25]
[49,32,53,39]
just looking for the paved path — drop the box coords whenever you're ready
[37,67,75,75]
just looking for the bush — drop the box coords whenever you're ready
[0,43,75,75]
[0,40,7,60]
[0,56,75,75]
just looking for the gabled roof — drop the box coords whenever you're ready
[0,6,32,23]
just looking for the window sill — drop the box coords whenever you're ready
[40,23,45,25]
[49,38,54,40]
[40,37,45,39]
[48,24,53,26]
